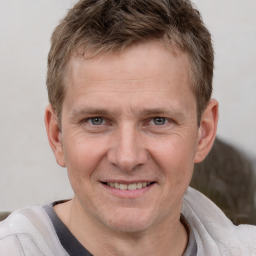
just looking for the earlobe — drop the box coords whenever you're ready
[194,99,219,163]
[44,104,66,167]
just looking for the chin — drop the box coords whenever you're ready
[101,209,157,234]
[108,219,151,234]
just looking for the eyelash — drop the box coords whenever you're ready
[148,117,169,126]
[87,117,105,126]
[83,116,172,127]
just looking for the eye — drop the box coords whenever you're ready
[152,117,167,125]
[89,117,104,125]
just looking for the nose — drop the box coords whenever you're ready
[107,124,148,172]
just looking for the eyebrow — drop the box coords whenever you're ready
[70,108,112,119]
[70,106,186,120]
[138,108,187,122]
[138,108,181,116]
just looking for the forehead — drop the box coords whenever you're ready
[62,41,196,117]
[66,41,191,86]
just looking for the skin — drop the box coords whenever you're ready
[45,41,218,255]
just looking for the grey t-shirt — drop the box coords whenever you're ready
[44,202,197,256]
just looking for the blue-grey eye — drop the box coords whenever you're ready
[90,117,104,125]
[153,117,166,125]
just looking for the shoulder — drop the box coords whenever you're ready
[0,206,49,238]
[182,187,256,255]
[0,206,45,255]
[0,205,68,256]
[0,206,40,235]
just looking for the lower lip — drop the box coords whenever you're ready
[101,183,155,198]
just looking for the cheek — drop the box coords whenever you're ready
[63,136,108,185]
[149,136,196,183]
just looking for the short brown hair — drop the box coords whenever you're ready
[47,0,213,125]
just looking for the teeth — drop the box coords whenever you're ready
[114,183,120,189]
[128,183,137,190]
[120,184,128,190]
[136,183,142,189]
[106,182,152,190]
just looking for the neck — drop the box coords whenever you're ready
[54,199,188,256]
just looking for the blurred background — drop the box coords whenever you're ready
[0,0,255,211]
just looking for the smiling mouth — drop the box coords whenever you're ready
[102,182,155,190]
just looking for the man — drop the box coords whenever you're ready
[0,0,255,255]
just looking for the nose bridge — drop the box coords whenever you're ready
[108,122,147,171]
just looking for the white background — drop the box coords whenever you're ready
[0,0,255,210]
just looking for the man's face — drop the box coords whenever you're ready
[58,41,200,233]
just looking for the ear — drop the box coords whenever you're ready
[194,99,219,163]
[44,104,66,167]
